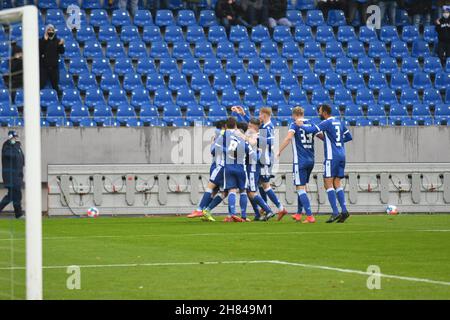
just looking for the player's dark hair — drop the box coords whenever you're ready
[237,122,248,132]
[226,116,237,129]
[214,120,226,129]
[249,118,260,127]
[320,104,332,115]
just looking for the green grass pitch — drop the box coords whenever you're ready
[0,214,449,300]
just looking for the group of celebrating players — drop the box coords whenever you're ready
[187,104,353,224]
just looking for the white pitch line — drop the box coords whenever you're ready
[0,229,426,242]
[0,260,449,287]
[419,230,450,232]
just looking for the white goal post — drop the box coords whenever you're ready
[0,6,42,300]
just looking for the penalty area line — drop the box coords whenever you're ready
[0,260,449,287]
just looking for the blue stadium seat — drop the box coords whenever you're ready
[77,25,96,44]
[90,9,110,27]
[260,40,279,59]
[334,88,353,106]
[257,71,277,91]
[83,40,103,58]
[82,0,102,9]
[200,88,219,107]
[303,41,323,59]
[106,41,126,59]
[85,88,106,108]
[269,58,289,75]
[325,41,344,59]
[181,58,200,75]
[176,87,196,108]
[251,25,270,43]
[225,57,245,75]
[327,10,346,27]
[208,25,227,44]
[164,25,184,43]
[411,104,433,124]
[401,57,420,74]
[46,9,65,26]
[143,26,163,43]
[207,104,227,121]
[390,72,410,91]
[203,58,222,75]
[400,88,420,105]
[342,104,362,122]
[100,73,121,92]
[296,0,315,10]
[294,25,313,42]
[423,57,442,74]
[136,58,156,75]
[177,10,197,27]
[390,40,409,59]
[316,26,335,43]
[347,40,366,59]
[112,9,132,27]
[434,104,450,124]
[314,57,332,75]
[168,73,188,91]
[116,103,137,125]
[357,57,376,75]
[423,88,443,106]
[324,72,343,91]
[98,24,119,43]
[123,73,143,92]
[248,57,267,75]
[368,41,388,58]
[238,41,258,59]
[380,26,399,43]
[346,72,366,91]
[140,105,159,123]
[190,72,210,92]
[411,40,430,58]
[266,87,286,106]
[366,104,386,123]
[412,72,432,90]
[302,72,322,91]
[378,87,398,106]
[120,25,140,43]
[276,104,293,122]
[154,87,173,107]
[423,26,438,43]
[379,57,398,74]
[282,41,301,59]
[40,89,59,108]
[337,26,357,43]
[198,10,217,27]
[195,41,215,58]
[186,26,207,44]
[273,26,293,43]
[107,88,128,109]
[292,57,311,75]
[221,88,241,107]
[356,88,375,106]
[172,41,193,59]
[244,87,264,109]
[359,26,378,43]
[68,57,88,75]
[213,72,233,91]
[61,88,82,109]
[155,10,175,27]
[186,104,205,123]
[216,40,236,59]
[287,10,304,26]
[280,73,299,92]
[235,72,255,92]
[93,103,113,125]
[368,73,387,90]
[388,104,408,123]
[401,25,419,43]
[145,72,165,92]
[311,88,331,105]
[70,106,91,126]
[288,88,308,106]
[230,25,249,43]
[59,72,75,90]
[64,40,81,58]
[435,72,450,91]
[128,41,148,59]
[77,73,97,91]
[335,57,354,75]
[150,41,170,58]
[134,10,153,28]
[446,88,450,103]
[305,10,325,27]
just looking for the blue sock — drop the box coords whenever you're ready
[240,193,248,218]
[326,188,339,216]
[259,186,268,203]
[297,193,303,214]
[265,187,282,210]
[206,194,223,211]
[336,188,348,213]
[249,197,260,218]
[198,189,212,210]
[228,192,237,216]
[298,189,312,216]
[253,195,273,214]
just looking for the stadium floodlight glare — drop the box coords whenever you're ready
[0,6,42,300]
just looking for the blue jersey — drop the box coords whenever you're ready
[300,117,352,161]
[289,119,315,166]
[258,121,274,167]
[216,129,254,169]
[210,129,225,167]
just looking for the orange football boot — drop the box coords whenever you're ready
[277,208,288,221]
[292,213,302,222]
[187,210,204,218]
[302,215,316,224]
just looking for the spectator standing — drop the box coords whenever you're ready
[375,0,398,25]
[119,0,139,17]
[267,0,292,28]
[436,5,450,66]
[0,131,24,219]
[316,0,347,21]
[215,0,250,33]
[436,0,450,20]
[403,0,432,27]
[347,0,371,25]
[39,24,64,93]
[241,0,268,27]
[3,41,22,104]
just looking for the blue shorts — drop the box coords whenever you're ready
[224,166,248,191]
[247,166,260,193]
[293,163,314,186]
[259,164,274,183]
[323,159,345,178]
[209,164,224,187]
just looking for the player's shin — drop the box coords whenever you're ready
[259,186,268,203]
[228,192,237,216]
[239,193,248,218]
[326,188,340,216]
[249,196,260,217]
[298,189,312,216]
[265,187,283,210]
[206,194,223,211]
[253,195,273,215]
[197,188,213,211]
[335,187,348,213]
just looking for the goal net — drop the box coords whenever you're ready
[0,5,42,300]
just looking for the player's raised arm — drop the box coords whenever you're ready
[231,105,250,123]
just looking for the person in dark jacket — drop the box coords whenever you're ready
[39,24,65,93]
[267,0,292,28]
[402,0,432,27]
[0,131,24,219]
[316,0,347,21]
[215,0,250,33]
[2,41,22,103]
[436,6,450,66]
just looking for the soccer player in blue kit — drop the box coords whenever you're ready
[277,106,317,223]
[297,105,353,223]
